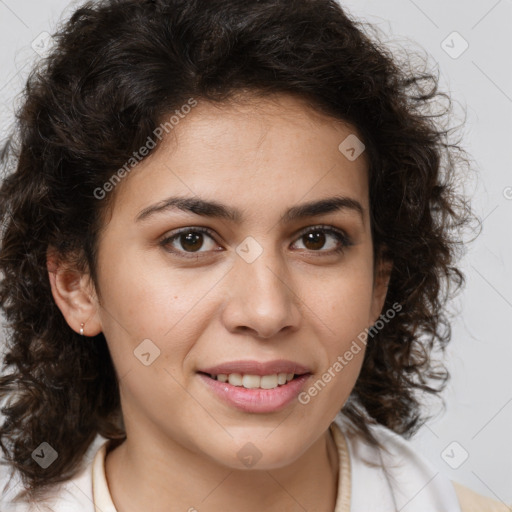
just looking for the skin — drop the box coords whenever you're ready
[48,93,391,511]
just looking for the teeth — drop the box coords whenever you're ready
[228,373,243,386]
[212,372,296,389]
[242,374,261,389]
[260,374,278,389]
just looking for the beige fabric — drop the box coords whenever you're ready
[91,441,117,512]
[453,481,511,512]
[91,423,510,512]
[330,421,351,512]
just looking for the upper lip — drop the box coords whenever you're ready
[198,359,312,376]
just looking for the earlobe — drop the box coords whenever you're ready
[47,248,102,337]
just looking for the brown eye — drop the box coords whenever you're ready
[292,226,352,254]
[160,227,220,257]
[177,232,204,252]
[302,231,328,251]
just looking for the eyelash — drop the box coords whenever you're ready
[159,225,353,259]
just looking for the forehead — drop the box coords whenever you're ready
[104,93,370,227]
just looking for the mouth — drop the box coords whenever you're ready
[198,371,306,390]
[197,370,312,414]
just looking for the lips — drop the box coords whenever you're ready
[197,372,311,413]
[196,359,312,413]
[198,359,312,377]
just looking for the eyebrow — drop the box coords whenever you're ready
[135,195,365,225]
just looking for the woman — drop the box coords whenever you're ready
[0,0,507,510]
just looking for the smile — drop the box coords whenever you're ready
[197,371,311,413]
[206,372,296,389]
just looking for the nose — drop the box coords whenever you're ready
[220,246,302,340]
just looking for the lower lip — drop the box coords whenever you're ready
[197,373,311,413]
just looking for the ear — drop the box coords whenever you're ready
[47,246,102,337]
[369,251,393,325]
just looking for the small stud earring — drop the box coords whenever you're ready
[79,322,85,336]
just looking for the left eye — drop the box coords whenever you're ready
[159,225,351,258]
[291,226,351,254]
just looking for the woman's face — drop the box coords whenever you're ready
[88,94,389,469]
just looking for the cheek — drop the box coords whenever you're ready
[297,333,366,420]
[96,245,224,377]
[97,245,192,334]
[300,264,373,402]
[306,263,375,336]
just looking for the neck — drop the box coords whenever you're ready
[105,424,340,512]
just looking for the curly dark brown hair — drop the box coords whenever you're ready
[0,0,477,502]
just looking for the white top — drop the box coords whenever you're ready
[2,413,509,511]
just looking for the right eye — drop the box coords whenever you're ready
[159,227,223,258]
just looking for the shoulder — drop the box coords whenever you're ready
[332,413,510,512]
[1,436,107,512]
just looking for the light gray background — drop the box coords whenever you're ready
[1,0,511,505]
